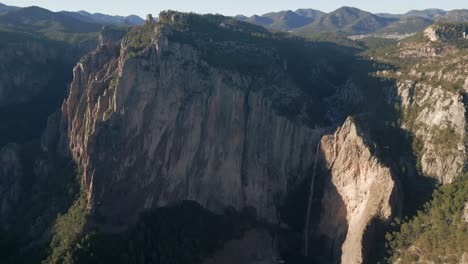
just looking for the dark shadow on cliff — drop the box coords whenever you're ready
[349,57,438,262]
[0,34,92,147]
[361,217,388,264]
[269,39,439,262]
[0,139,80,264]
[277,151,347,264]
[309,165,348,264]
[70,200,258,264]
[6,13,441,263]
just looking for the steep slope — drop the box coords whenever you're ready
[240,14,272,27]
[404,9,447,20]
[0,3,19,14]
[0,17,129,261]
[295,8,326,19]
[6,8,464,264]
[438,9,468,22]
[386,175,468,263]
[236,8,468,36]
[58,8,399,242]
[0,6,103,34]
[62,13,337,230]
[0,9,118,146]
[61,10,144,26]
[261,10,315,31]
[312,117,400,264]
[0,135,80,263]
[236,9,324,31]
[377,16,433,34]
[369,24,468,184]
[48,12,416,264]
[0,143,22,228]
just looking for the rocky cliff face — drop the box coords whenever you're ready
[396,79,466,183]
[55,11,423,263]
[62,13,330,229]
[0,37,96,107]
[464,202,468,223]
[377,32,467,184]
[0,143,22,229]
[316,117,400,264]
[0,40,58,106]
[0,31,99,146]
[424,26,439,42]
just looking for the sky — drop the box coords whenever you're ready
[2,0,467,18]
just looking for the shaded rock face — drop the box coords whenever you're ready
[379,42,467,184]
[59,13,409,262]
[203,228,278,264]
[0,143,22,229]
[97,27,129,48]
[0,38,96,107]
[62,18,325,229]
[397,81,466,183]
[317,118,400,264]
[0,41,60,106]
[0,37,98,147]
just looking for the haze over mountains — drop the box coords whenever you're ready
[0,2,144,26]
[2,2,467,35]
[236,6,468,35]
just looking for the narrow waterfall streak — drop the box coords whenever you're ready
[303,141,321,257]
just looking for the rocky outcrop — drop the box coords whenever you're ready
[378,42,467,184]
[62,13,326,229]
[145,14,156,24]
[0,143,22,229]
[424,26,439,42]
[396,81,466,183]
[57,13,413,263]
[317,117,400,264]
[97,26,129,48]
[424,24,468,45]
[464,202,468,223]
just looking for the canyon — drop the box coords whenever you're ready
[0,6,466,264]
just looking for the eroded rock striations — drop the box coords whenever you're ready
[0,143,22,229]
[396,80,466,183]
[58,11,405,262]
[378,28,468,184]
[317,117,400,264]
[62,12,326,229]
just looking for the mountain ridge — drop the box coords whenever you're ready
[0,4,466,264]
[234,6,468,36]
[0,2,144,26]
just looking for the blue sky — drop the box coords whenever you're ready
[2,0,467,17]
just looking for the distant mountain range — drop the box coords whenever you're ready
[60,10,144,26]
[0,6,103,33]
[236,7,468,35]
[0,2,19,14]
[0,2,467,37]
[0,2,144,26]
[234,9,325,31]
